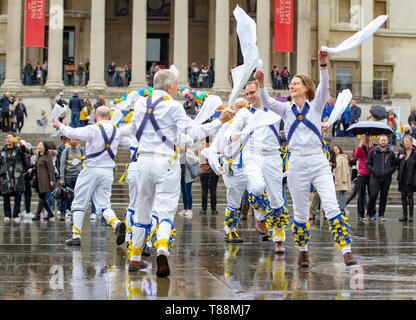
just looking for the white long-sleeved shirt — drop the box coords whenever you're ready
[258,70,329,152]
[130,89,222,157]
[59,120,131,168]
[225,105,281,153]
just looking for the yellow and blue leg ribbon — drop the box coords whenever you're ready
[265,206,289,241]
[224,205,241,240]
[290,220,311,248]
[247,192,272,215]
[328,213,352,250]
[154,219,176,251]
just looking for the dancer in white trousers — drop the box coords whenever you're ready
[255,50,357,267]
[224,82,289,254]
[128,69,233,276]
[53,106,131,246]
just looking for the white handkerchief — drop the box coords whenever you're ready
[325,89,353,127]
[169,65,180,78]
[321,15,388,55]
[238,108,281,136]
[194,95,223,125]
[51,103,67,122]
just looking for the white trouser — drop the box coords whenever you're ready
[131,154,180,261]
[287,152,340,224]
[127,161,139,210]
[242,152,284,210]
[222,164,263,221]
[71,167,120,238]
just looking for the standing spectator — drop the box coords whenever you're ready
[201,65,209,88]
[271,66,280,90]
[69,92,83,128]
[408,109,416,127]
[124,63,132,87]
[350,99,361,125]
[84,58,90,85]
[22,144,36,219]
[197,136,219,215]
[179,146,200,217]
[77,62,84,86]
[280,66,289,90]
[0,92,13,132]
[190,62,199,88]
[59,139,84,220]
[0,133,30,223]
[208,65,214,88]
[9,102,16,132]
[42,60,48,85]
[14,98,28,133]
[354,135,375,220]
[46,141,59,214]
[397,135,416,222]
[94,94,106,110]
[333,145,351,214]
[403,124,411,137]
[107,61,116,87]
[55,136,68,220]
[80,99,92,127]
[183,92,198,119]
[410,121,416,139]
[340,104,351,136]
[387,122,397,151]
[24,60,33,85]
[31,141,55,221]
[34,63,42,85]
[66,61,75,86]
[345,151,364,210]
[37,110,48,133]
[366,134,397,221]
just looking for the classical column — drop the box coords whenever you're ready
[87,0,106,91]
[318,0,330,48]
[360,0,374,98]
[208,0,216,64]
[45,0,64,90]
[213,0,231,90]
[173,0,188,85]
[2,0,23,89]
[296,0,311,76]
[257,0,271,87]
[129,0,147,89]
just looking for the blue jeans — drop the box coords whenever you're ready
[60,177,78,212]
[108,74,115,87]
[78,74,83,86]
[337,190,347,211]
[71,111,81,128]
[180,178,193,210]
[25,73,31,85]
[282,182,288,208]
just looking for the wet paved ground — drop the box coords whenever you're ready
[0,206,415,300]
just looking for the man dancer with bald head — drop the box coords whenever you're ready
[53,106,131,246]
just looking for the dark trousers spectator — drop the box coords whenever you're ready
[272,77,280,90]
[1,112,10,132]
[180,177,193,210]
[25,73,31,85]
[108,74,115,87]
[367,176,392,218]
[36,192,54,218]
[23,177,32,213]
[16,117,24,132]
[200,171,219,213]
[341,120,350,136]
[3,191,22,218]
[357,175,370,218]
[67,74,74,86]
[60,177,77,213]
[346,178,368,209]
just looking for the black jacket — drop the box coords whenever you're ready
[69,94,83,112]
[14,103,27,118]
[397,148,416,187]
[366,146,397,179]
[0,145,30,195]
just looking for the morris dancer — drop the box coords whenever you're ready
[128,69,233,276]
[255,50,357,267]
[53,106,131,247]
[224,81,288,254]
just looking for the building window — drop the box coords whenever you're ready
[374,0,387,28]
[336,66,353,95]
[373,69,390,99]
[338,0,351,23]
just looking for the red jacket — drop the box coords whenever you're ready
[354,144,375,176]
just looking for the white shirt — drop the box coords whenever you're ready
[59,120,130,168]
[258,70,329,152]
[225,105,281,153]
[119,123,137,159]
[130,89,222,157]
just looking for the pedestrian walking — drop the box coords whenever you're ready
[0,92,13,132]
[69,92,83,128]
[179,145,200,218]
[14,98,28,132]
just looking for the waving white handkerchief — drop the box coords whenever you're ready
[325,89,353,127]
[126,91,140,107]
[169,64,180,78]
[51,103,67,122]
[227,5,260,107]
[321,15,388,54]
[194,95,223,124]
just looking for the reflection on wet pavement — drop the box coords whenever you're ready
[0,207,415,300]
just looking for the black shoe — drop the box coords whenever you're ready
[399,216,407,222]
[211,210,218,215]
[142,246,151,257]
[115,222,126,246]
[32,215,41,221]
[156,253,170,278]
[44,213,55,221]
[199,210,206,215]
[65,237,81,246]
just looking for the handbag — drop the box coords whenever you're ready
[30,174,39,192]
[187,162,200,179]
